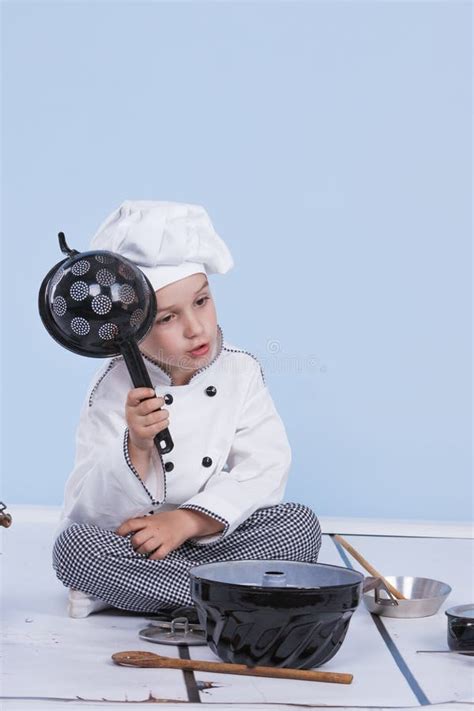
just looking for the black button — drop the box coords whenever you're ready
[164,393,173,405]
[202,457,213,467]
[205,386,217,397]
[164,461,174,472]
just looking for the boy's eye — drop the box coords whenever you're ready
[159,315,173,324]
[156,295,210,325]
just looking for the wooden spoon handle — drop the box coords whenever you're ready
[112,651,353,684]
[334,534,407,600]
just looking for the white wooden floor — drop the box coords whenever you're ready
[2,506,473,711]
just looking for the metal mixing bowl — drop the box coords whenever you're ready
[362,575,451,618]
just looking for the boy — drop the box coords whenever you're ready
[52,200,322,617]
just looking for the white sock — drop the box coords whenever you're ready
[68,588,112,618]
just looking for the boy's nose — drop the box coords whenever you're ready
[183,313,205,338]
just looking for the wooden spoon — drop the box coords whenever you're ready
[334,534,407,600]
[112,651,353,684]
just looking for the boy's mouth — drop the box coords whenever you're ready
[188,342,210,357]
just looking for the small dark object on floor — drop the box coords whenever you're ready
[446,604,474,652]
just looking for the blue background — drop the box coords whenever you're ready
[1,1,471,521]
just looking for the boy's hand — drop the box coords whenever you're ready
[125,387,169,452]
[115,510,199,560]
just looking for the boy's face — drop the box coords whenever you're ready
[140,272,218,383]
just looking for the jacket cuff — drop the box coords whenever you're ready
[178,503,230,546]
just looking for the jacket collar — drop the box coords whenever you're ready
[139,324,224,387]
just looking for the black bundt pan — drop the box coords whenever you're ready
[189,560,364,669]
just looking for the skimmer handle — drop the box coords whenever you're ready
[119,339,174,454]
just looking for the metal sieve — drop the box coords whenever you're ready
[38,232,174,454]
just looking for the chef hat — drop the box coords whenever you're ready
[89,200,234,292]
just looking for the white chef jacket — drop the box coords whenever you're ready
[55,325,292,546]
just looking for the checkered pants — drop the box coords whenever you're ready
[52,502,322,613]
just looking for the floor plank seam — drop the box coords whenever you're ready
[179,643,201,702]
[329,534,432,707]
[1,697,471,708]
